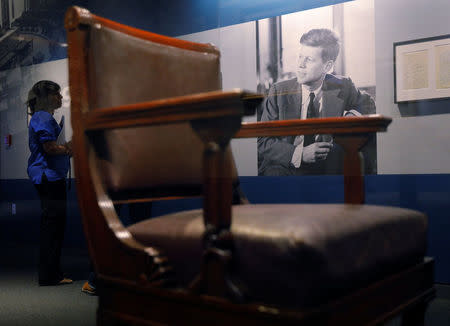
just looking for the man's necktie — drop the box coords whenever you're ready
[306,92,317,119]
[304,92,317,146]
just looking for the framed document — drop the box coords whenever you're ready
[394,34,450,103]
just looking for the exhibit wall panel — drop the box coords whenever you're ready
[375,0,450,174]
[1,0,449,177]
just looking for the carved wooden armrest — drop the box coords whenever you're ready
[83,89,259,132]
[235,115,392,204]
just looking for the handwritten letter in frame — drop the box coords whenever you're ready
[394,34,450,103]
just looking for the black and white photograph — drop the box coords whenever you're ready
[255,0,377,176]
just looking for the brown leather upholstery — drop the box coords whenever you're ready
[128,204,427,307]
[87,25,237,194]
[88,26,221,108]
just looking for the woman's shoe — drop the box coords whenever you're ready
[39,277,73,286]
[58,277,73,285]
[81,281,97,295]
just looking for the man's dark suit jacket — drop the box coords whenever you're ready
[258,74,376,176]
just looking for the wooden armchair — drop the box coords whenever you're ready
[65,6,434,326]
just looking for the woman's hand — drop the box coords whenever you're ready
[43,141,72,156]
[65,140,73,156]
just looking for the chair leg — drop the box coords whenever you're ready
[401,300,428,326]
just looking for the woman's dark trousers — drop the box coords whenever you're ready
[35,176,67,285]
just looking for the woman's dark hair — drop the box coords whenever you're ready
[27,80,61,115]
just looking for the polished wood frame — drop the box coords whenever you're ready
[66,6,434,326]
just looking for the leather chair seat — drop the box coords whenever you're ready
[128,204,427,308]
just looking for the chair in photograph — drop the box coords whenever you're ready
[65,6,434,326]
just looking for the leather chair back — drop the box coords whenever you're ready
[83,23,238,198]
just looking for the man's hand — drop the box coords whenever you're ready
[302,142,333,163]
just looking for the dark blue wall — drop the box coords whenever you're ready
[0,179,85,248]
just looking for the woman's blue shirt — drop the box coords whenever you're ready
[27,111,69,184]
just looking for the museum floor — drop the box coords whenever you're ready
[1,242,449,326]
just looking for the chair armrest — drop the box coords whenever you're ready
[235,115,391,138]
[83,89,262,235]
[84,89,260,132]
[235,115,392,204]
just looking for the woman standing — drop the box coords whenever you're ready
[27,80,73,286]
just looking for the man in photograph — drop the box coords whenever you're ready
[258,28,376,176]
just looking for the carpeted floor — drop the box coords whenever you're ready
[0,275,96,326]
[0,243,96,326]
[1,243,449,326]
